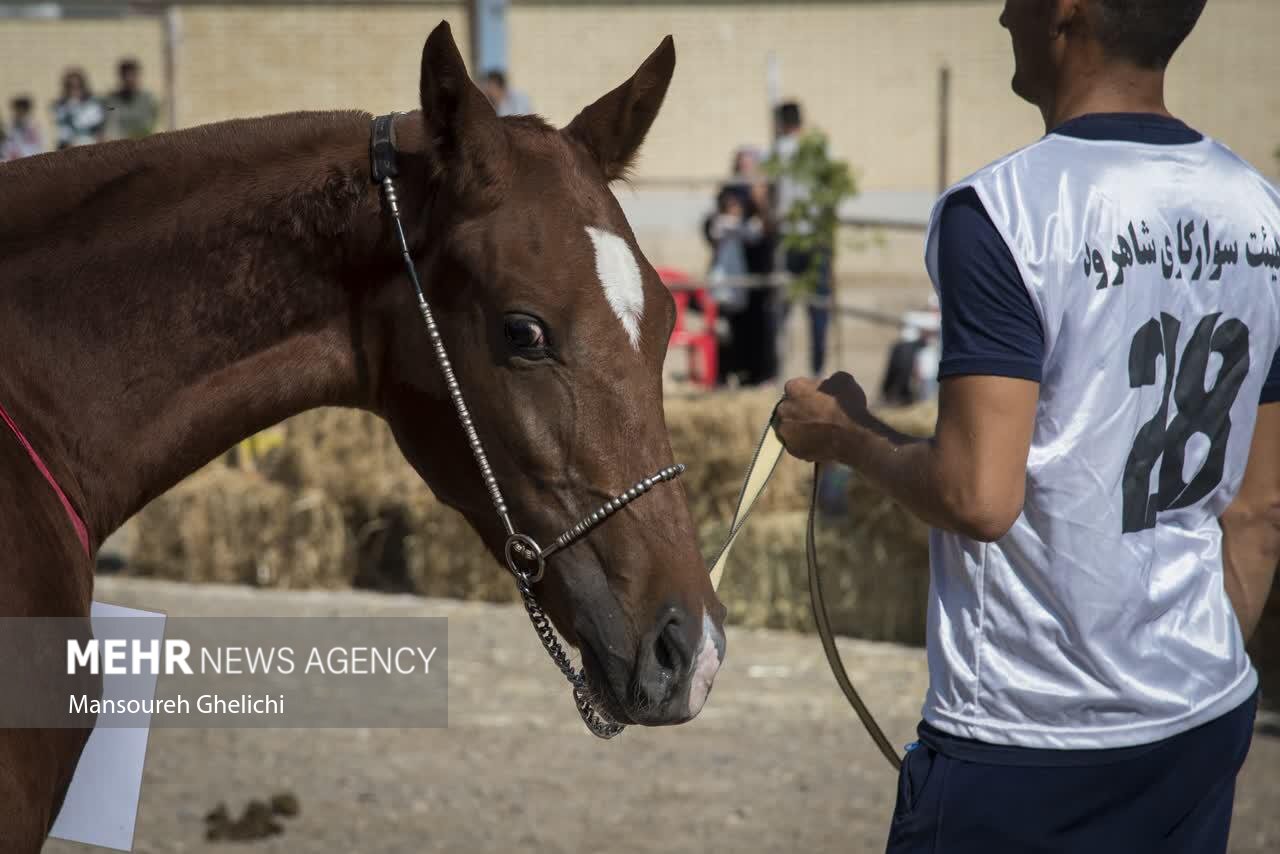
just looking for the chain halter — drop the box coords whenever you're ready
[370,114,684,739]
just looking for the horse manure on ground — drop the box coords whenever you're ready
[270,791,301,817]
[204,792,301,841]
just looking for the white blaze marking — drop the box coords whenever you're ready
[687,612,725,718]
[585,226,645,350]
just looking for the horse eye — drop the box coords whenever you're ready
[503,314,549,355]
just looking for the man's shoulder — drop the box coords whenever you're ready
[952,136,1064,193]
[927,135,1091,238]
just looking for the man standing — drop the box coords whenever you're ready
[103,58,159,141]
[776,2,1280,851]
[771,100,833,377]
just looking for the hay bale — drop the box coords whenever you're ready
[666,390,811,521]
[129,465,351,589]
[701,486,931,645]
[684,393,933,642]
[234,396,938,634]
[349,489,519,603]
[666,392,937,522]
[260,398,812,597]
[260,408,516,598]
[263,408,416,521]
[876,399,938,438]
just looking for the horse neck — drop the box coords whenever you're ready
[0,111,431,547]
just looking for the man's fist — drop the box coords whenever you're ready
[775,372,871,463]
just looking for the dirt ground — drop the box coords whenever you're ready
[41,577,1280,854]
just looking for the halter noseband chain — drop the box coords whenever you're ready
[370,114,684,739]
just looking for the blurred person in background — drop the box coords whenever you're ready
[2,96,46,161]
[103,58,160,141]
[705,146,778,386]
[481,69,532,117]
[879,324,926,407]
[880,298,942,406]
[51,67,105,149]
[772,100,833,377]
[706,187,760,385]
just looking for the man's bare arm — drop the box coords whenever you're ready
[1220,402,1280,643]
[776,373,1039,542]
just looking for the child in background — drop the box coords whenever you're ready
[2,96,46,161]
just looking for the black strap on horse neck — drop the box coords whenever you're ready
[370,113,400,182]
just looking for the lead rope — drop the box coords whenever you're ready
[711,404,902,772]
[377,174,623,739]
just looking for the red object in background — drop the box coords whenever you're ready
[656,266,718,389]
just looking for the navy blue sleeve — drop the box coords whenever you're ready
[1264,346,1280,404]
[936,188,1044,382]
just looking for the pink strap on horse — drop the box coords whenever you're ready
[0,397,90,556]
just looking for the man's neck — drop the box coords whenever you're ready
[1042,63,1170,133]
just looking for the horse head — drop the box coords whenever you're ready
[376,23,726,726]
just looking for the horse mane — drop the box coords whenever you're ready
[0,110,376,251]
[0,109,569,255]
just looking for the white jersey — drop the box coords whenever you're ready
[923,133,1280,749]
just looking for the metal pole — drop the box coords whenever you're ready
[937,65,951,195]
[163,5,180,131]
[470,0,509,75]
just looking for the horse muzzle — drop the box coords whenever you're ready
[579,602,726,726]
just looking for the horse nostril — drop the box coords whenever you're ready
[636,609,693,708]
[656,620,689,673]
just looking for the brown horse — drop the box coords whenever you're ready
[0,22,725,849]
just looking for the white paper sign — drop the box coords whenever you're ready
[48,601,165,851]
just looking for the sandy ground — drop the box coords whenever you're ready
[39,577,1280,854]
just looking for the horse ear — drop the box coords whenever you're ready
[564,36,675,182]
[419,21,510,205]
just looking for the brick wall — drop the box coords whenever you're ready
[508,0,1280,190]
[173,4,467,129]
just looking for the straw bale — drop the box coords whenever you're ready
[129,464,350,590]
[701,479,931,645]
[258,408,515,597]
[665,391,809,520]
[353,489,520,603]
[876,399,938,438]
[138,396,939,638]
[263,407,417,520]
[683,393,934,641]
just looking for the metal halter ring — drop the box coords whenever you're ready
[504,533,547,584]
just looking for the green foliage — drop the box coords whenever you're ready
[765,129,858,296]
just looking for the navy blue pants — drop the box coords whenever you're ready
[886,692,1257,854]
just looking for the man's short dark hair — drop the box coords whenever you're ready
[11,96,32,113]
[1093,0,1207,70]
[776,101,802,132]
[119,58,140,76]
[484,69,507,90]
